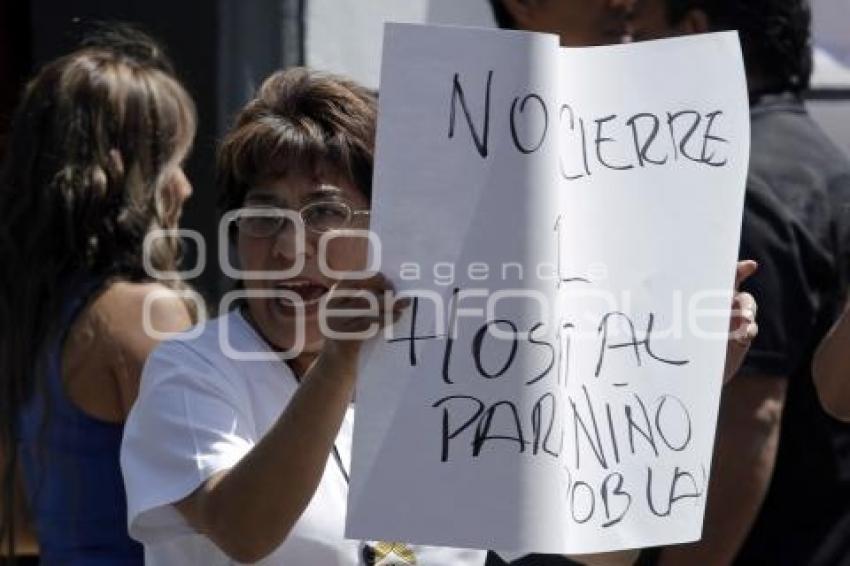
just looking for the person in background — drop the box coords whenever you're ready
[491,0,850,564]
[630,2,850,565]
[0,25,198,564]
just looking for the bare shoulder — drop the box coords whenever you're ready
[91,281,194,361]
[62,281,195,420]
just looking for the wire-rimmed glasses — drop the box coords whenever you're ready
[235,201,370,237]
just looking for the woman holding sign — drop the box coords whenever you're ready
[120,68,757,565]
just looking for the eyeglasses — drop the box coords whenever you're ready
[234,202,370,238]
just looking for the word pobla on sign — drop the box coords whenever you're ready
[347,24,749,555]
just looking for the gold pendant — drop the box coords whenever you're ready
[367,541,417,565]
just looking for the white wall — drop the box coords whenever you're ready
[305,0,493,88]
[809,101,850,157]
[806,0,850,158]
[813,0,850,70]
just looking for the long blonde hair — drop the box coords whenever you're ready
[0,30,197,556]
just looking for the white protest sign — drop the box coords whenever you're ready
[346,24,749,555]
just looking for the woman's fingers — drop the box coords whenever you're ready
[323,274,411,339]
[734,259,758,289]
[729,291,758,343]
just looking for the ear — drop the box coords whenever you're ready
[501,0,539,30]
[676,8,710,34]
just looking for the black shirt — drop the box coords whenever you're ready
[732,94,850,566]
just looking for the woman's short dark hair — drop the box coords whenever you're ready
[217,67,377,215]
[665,0,813,94]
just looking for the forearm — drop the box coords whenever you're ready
[814,302,850,420]
[187,346,359,562]
[656,377,784,566]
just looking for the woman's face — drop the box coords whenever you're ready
[237,173,370,354]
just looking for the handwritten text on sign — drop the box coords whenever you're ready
[347,25,749,554]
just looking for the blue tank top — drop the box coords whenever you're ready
[17,278,144,565]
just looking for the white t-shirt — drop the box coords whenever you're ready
[120,310,494,565]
